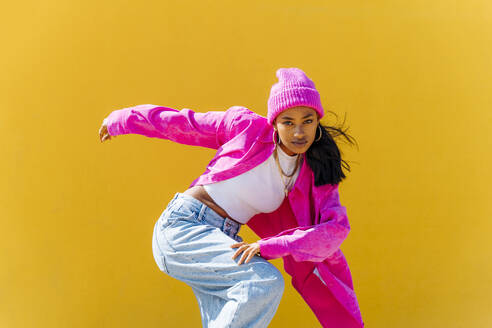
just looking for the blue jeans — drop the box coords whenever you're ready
[152,192,285,328]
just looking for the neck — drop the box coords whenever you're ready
[278,143,298,157]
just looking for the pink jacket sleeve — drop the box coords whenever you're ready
[257,184,351,262]
[103,104,235,149]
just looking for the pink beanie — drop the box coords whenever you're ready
[267,67,324,125]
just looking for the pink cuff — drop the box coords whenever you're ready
[257,237,289,260]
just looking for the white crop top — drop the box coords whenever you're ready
[203,145,302,224]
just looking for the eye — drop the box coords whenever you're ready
[304,119,313,124]
[282,121,293,126]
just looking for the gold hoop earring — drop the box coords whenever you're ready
[315,125,322,142]
[272,129,280,145]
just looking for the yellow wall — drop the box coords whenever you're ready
[1,1,491,327]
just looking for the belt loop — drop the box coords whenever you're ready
[224,217,238,238]
[197,204,207,222]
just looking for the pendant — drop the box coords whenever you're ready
[284,188,288,198]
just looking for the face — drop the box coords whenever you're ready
[273,106,320,156]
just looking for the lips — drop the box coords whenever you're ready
[292,141,307,146]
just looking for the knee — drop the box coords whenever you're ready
[257,265,285,298]
[270,265,284,284]
[270,268,285,297]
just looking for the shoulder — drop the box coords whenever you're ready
[223,106,267,131]
[312,182,341,208]
[313,182,338,192]
[225,106,266,122]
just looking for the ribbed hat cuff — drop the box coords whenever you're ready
[267,87,324,124]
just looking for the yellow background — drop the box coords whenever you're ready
[1,1,491,327]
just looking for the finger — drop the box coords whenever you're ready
[232,245,248,260]
[239,245,251,264]
[230,242,245,248]
[231,248,241,260]
[238,248,252,265]
[244,251,256,264]
[232,246,247,260]
[238,253,246,265]
[231,242,246,250]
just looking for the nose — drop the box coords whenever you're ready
[293,126,305,138]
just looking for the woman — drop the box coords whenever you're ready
[99,68,364,328]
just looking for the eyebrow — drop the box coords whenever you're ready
[280,113,314,120]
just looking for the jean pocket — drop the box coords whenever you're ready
[166,201,196,224]
[159,202,187,228]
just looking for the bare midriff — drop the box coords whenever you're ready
[183,185,244,225]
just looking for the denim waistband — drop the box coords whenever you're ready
[165,192,242,240]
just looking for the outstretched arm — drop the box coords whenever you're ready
[102,104,236,149]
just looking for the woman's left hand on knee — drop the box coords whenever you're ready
[230,241,261,265]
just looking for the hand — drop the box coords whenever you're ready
[230,241,261,265]
[99,120,116,143]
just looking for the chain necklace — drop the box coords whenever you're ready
[273,144,302,198]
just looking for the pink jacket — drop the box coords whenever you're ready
[104,104,364,328]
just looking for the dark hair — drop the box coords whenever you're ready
[305,110,358,186]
